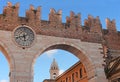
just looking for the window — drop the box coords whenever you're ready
[79,68,82,78]
[69,76,71,82]
[72,73,74,82]
[53,73,56,79]
[53,73,56,74]
[76,72,78,78]
[66,77,68,82]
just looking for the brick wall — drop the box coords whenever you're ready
[0,2,120,51]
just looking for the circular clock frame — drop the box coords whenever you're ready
[12,25,36,48]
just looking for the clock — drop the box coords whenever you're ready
[13,25,35,48]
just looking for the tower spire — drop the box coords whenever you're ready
[50,58,59,79]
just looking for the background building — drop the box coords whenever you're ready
[43,60,88,82]
[50,59,59,79]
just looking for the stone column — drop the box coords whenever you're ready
[82,42,108,82]
[9,50,34,82]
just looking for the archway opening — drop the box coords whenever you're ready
[0,52,9,82]
[33,44,92,82]
[34,49,80,82]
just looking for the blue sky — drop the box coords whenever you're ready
[0,0,120,82]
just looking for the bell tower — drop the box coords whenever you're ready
[50,59,59,79]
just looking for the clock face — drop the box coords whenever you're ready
[13,26,35,48]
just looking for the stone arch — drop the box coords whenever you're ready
[0,40,15,74]
[32,41,97,82]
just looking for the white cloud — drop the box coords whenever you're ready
[45,49,58,57]
[59,69,64,75]
[0,80,8,82]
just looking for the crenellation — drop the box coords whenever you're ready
[66,11,81,29]
[7,2,12,7]
[26,5,41,23]
[0,2,120,49]
[49,8,62,27]
[70,11,75,17]
[0,2,20,31]
[84,15,94,28]
[15,2,20,8]
[90,16,102,34]
[84,15,102,35]
[84,15,96,28]
[3,2,19,21]
[30,5,35,10]
[106,18,117,33]
[0,3,120,82]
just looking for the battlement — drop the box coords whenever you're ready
[106,18,117,33]
[3,2,19,16]
[49,8,62,26]
[0,2,119,32]
[26,5,41,22]
[0,2,120,50]
[66,11,81,28]
[2,2,19,23]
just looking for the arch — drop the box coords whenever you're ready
[32,41,97,81]
[0,40,15,73]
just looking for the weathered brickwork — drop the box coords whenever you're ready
[0,2,120,51]
[0,2,120,82]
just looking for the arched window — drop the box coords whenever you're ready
[72,73,74,82]
[69,76,71,82]
[66,77,68,82]
[76,72,78,78]
[79,68,82,78]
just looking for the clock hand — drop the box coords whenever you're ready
[15,36,19,39]
[23,32,28,41]
[15,32,25,39]
[22,34,25,41]
[15,35,23,39]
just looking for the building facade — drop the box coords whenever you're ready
[43,60,88,82]
[55,61,87,82]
